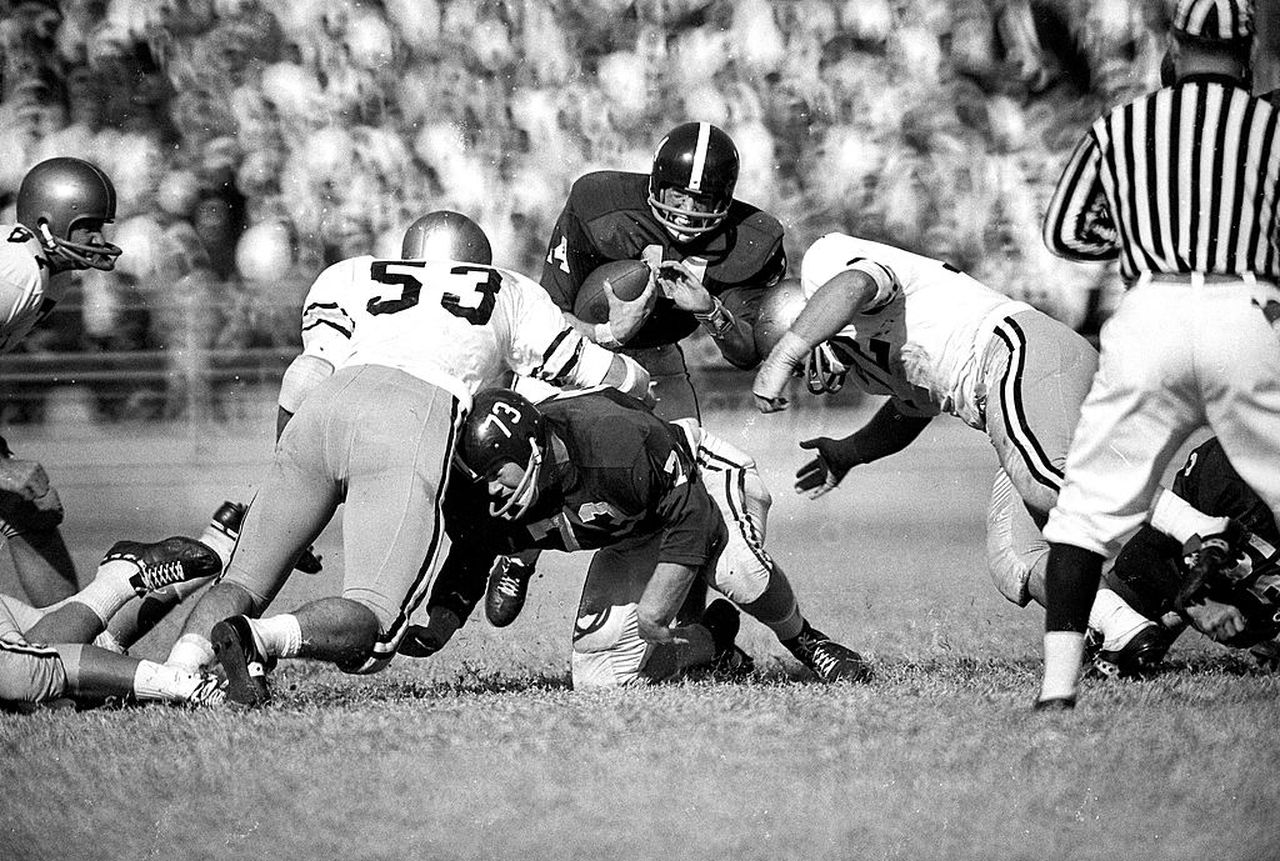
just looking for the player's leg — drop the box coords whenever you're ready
[5,528,78,607]
[694,425,869,682]
[214,370,464,705]
[167,387,344,676]
[97,500,255,653]
[0,437,78,606]
[23,536,221,647]
[1199,280,1280,529]
[572,536,718,687]
[1039,283,1201,707]
[984,309,1097,524]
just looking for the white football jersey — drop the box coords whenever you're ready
[299,255,611,406]
[801,233,1033,428]
[0,225,58,355]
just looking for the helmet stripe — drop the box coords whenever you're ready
[688,122,712,192]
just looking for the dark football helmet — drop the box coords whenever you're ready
[16,157,122,271]
[456,388,546,520]
[400,210,492,264]
[647,121,739,240]
[753,278,848,395]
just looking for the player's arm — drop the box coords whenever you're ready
[541,206,656,347]
[752,267,885,412]
[509,274,651,402]
[635,431,722,644]
[793,398,934,498]
[1042,131,1120,261]
[656,265,771,369]
[277,266,358,437]
[276,354,334,438]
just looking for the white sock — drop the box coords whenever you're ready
[166,632,216,672]
[1149,488,1230,544]
[197,521,236,573]
[1088,588,1153,650]
[73,559,143,625]
[133,659,204,703]
[92,629,126,655]
[1039,631,1085,702]
[251,614,303,659]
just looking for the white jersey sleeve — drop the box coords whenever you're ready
[800,233,1032,426]
[0,226,55,355]
[499,270,614,390]
[299,256,369,369]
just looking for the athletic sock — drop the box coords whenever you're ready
[133,660,204,703]
[1040,631,1084,702]
[1088,588,1153,651]
[73,558,145,625]
[166,632,216,673]
[251,614,302,659]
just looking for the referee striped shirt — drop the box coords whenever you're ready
[1043,73,1280,282]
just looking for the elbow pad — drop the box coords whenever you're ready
[278,354,334,414]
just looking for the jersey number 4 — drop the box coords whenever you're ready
[368,261,501,324]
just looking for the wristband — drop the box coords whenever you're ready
[693,297,735,339]
[593,322,622,349]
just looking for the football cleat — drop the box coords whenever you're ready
[210,615,272,708]
[701,598,755,678]
[208,501,323,575]
[1086,623,1172,679]
[784,623,873,683]
[104,536,223,597]
[185,674,228,708]
[485,555,535,628]
[1033,695,1077,711]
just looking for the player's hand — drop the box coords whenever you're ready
[752,355,793,413]
[398,608,462,658]
[0,457,51,503]
[604,268,658,345]
[1184,598,1248,643]
[795,437,857,498]
[655,260,713,314]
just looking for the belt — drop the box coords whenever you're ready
[1136,271,1277,287]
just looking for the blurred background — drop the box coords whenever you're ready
[1,0,1277,426]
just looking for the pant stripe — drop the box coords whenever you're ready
[717,466,773,572]
[993,316,1062,492]
[372,396,463,656]
[0,638,59,659]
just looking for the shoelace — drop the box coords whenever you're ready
[810,642,843,680]
[140,559,188,591]
[496,574,526,599]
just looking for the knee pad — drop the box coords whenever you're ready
[571,603,650,688]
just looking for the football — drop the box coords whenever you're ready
[573,259,653,324]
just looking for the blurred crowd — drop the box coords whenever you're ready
[0,0,1238,420]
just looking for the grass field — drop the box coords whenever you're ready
[2,402,1278,861]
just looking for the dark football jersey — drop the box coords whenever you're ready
[432,390,727,620]
[539,171,786,349]
[1107,437,1280,618]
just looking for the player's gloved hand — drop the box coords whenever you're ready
[0,457,65,535]
[398,607,462,658]
[795,436,861,498]
[0,457,52,503]
[655,260,712,313]
[602,267,658,345]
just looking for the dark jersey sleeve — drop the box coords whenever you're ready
[1171,438,1278,542]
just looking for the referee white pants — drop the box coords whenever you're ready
[1045,274,1280,556]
